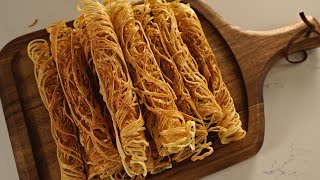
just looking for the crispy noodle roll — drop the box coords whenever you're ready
[76,0,150,177]
[47,21,121,179]
[133,3,212,162]
[170,2,246,144]
[108,1,195,157]
[74,15,117,145]
[148,0,223,131]
[28,39,86,180]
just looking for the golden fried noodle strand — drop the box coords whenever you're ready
[170,2,246,144]
[133,3,212,162]
[47,21,122,179]
[76,0,150,177]
[108,0,195,157]
[27,39,86,180]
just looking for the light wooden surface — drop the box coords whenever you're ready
[0,0,320,179]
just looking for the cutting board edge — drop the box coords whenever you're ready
[0,36,40,179]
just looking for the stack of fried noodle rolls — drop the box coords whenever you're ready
[27,0,246,179]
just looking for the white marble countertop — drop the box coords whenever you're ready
[0,0,319,180]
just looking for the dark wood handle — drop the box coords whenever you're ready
[228,17,320,105]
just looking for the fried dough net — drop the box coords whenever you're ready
[28,39,86,180]
[48,21,121,179]
[133,2,212,162]
[170,2,246,144]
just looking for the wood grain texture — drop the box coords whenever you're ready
[0,0,320,179]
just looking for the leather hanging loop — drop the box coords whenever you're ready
[284,12,320,63]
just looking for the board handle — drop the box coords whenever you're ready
[220,15,320,76]
[189,0,320,72]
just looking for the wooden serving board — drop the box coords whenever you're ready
[1,0,320,179]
